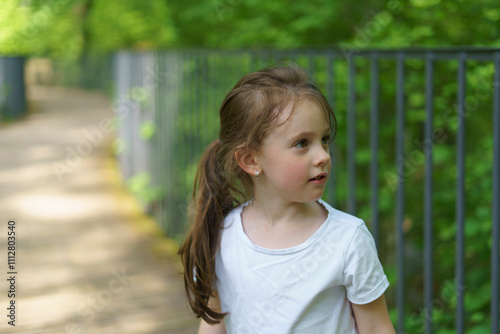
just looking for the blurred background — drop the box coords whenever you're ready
[0,0,499,333]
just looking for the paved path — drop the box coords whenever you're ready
[0,86,199,334]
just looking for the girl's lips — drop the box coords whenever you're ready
[309,173,328,184]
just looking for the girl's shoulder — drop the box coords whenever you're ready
[317,199,373,252]
[318,199,364,229]
[222,200,251,228]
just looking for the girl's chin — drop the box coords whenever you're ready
[300,192,326,203]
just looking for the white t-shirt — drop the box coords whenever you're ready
[215,199,389,334]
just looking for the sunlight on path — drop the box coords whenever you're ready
[0,86,198,334]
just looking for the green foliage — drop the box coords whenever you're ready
[2,0,499,57]
[139,121,155,141]
[0,1,34,55]
[126,171,164,207]
[0,0,81,57]
[0,0,177,56]
[86,0,176,52]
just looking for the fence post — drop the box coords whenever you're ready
[456,51,467,334]
[0,56,27,119]
[424,51,435,334]
[491,51,500,334]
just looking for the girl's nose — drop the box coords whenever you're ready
[314,145,331,167]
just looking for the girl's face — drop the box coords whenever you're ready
[255,99,332,204]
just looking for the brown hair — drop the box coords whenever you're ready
[179,63,337,324]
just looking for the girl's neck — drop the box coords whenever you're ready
[241,198,327,249]
[248,197,322,227]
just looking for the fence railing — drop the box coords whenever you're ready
[113,48,500,333]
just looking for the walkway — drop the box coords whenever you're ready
[0,86,199,333]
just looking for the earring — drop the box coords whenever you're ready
[255,171,259,179]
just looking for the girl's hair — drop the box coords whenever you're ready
[179,63,337,324]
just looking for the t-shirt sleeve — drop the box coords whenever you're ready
[343,223,390,305]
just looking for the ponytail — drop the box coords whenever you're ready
[179,139,238,324]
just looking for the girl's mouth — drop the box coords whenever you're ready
[309,173,327,184]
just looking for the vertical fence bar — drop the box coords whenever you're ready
[260,51,268,68]
[130,53,140,179]
[308,51,316,82]
[396,51,405,334]
[145,54,154,214]
[156,51,166,231]
[172,51,185,235]
[114,52,128,179]
[347,54,356,215]
[248,50,255,71]
[370,52,380,248]
[326,52,336,207]
[201,55,209,150]
[191,54,199,163]
[456,51,466,334]
[492,52,500,334]
[424,52,434,334]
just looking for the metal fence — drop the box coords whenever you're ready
[113,48,499,333]
[0,56,27,120]
[25,55,114,90]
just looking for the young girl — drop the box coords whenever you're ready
[180,63,395,333]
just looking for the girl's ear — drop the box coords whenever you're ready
[235,148,259,175]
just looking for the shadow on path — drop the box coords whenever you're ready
[0,86,198,334]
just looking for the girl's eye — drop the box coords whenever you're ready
[322,135,331,144]
[294,140,308,148]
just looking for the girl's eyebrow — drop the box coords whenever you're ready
[289,126,332,141]
[292,131,315,138]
